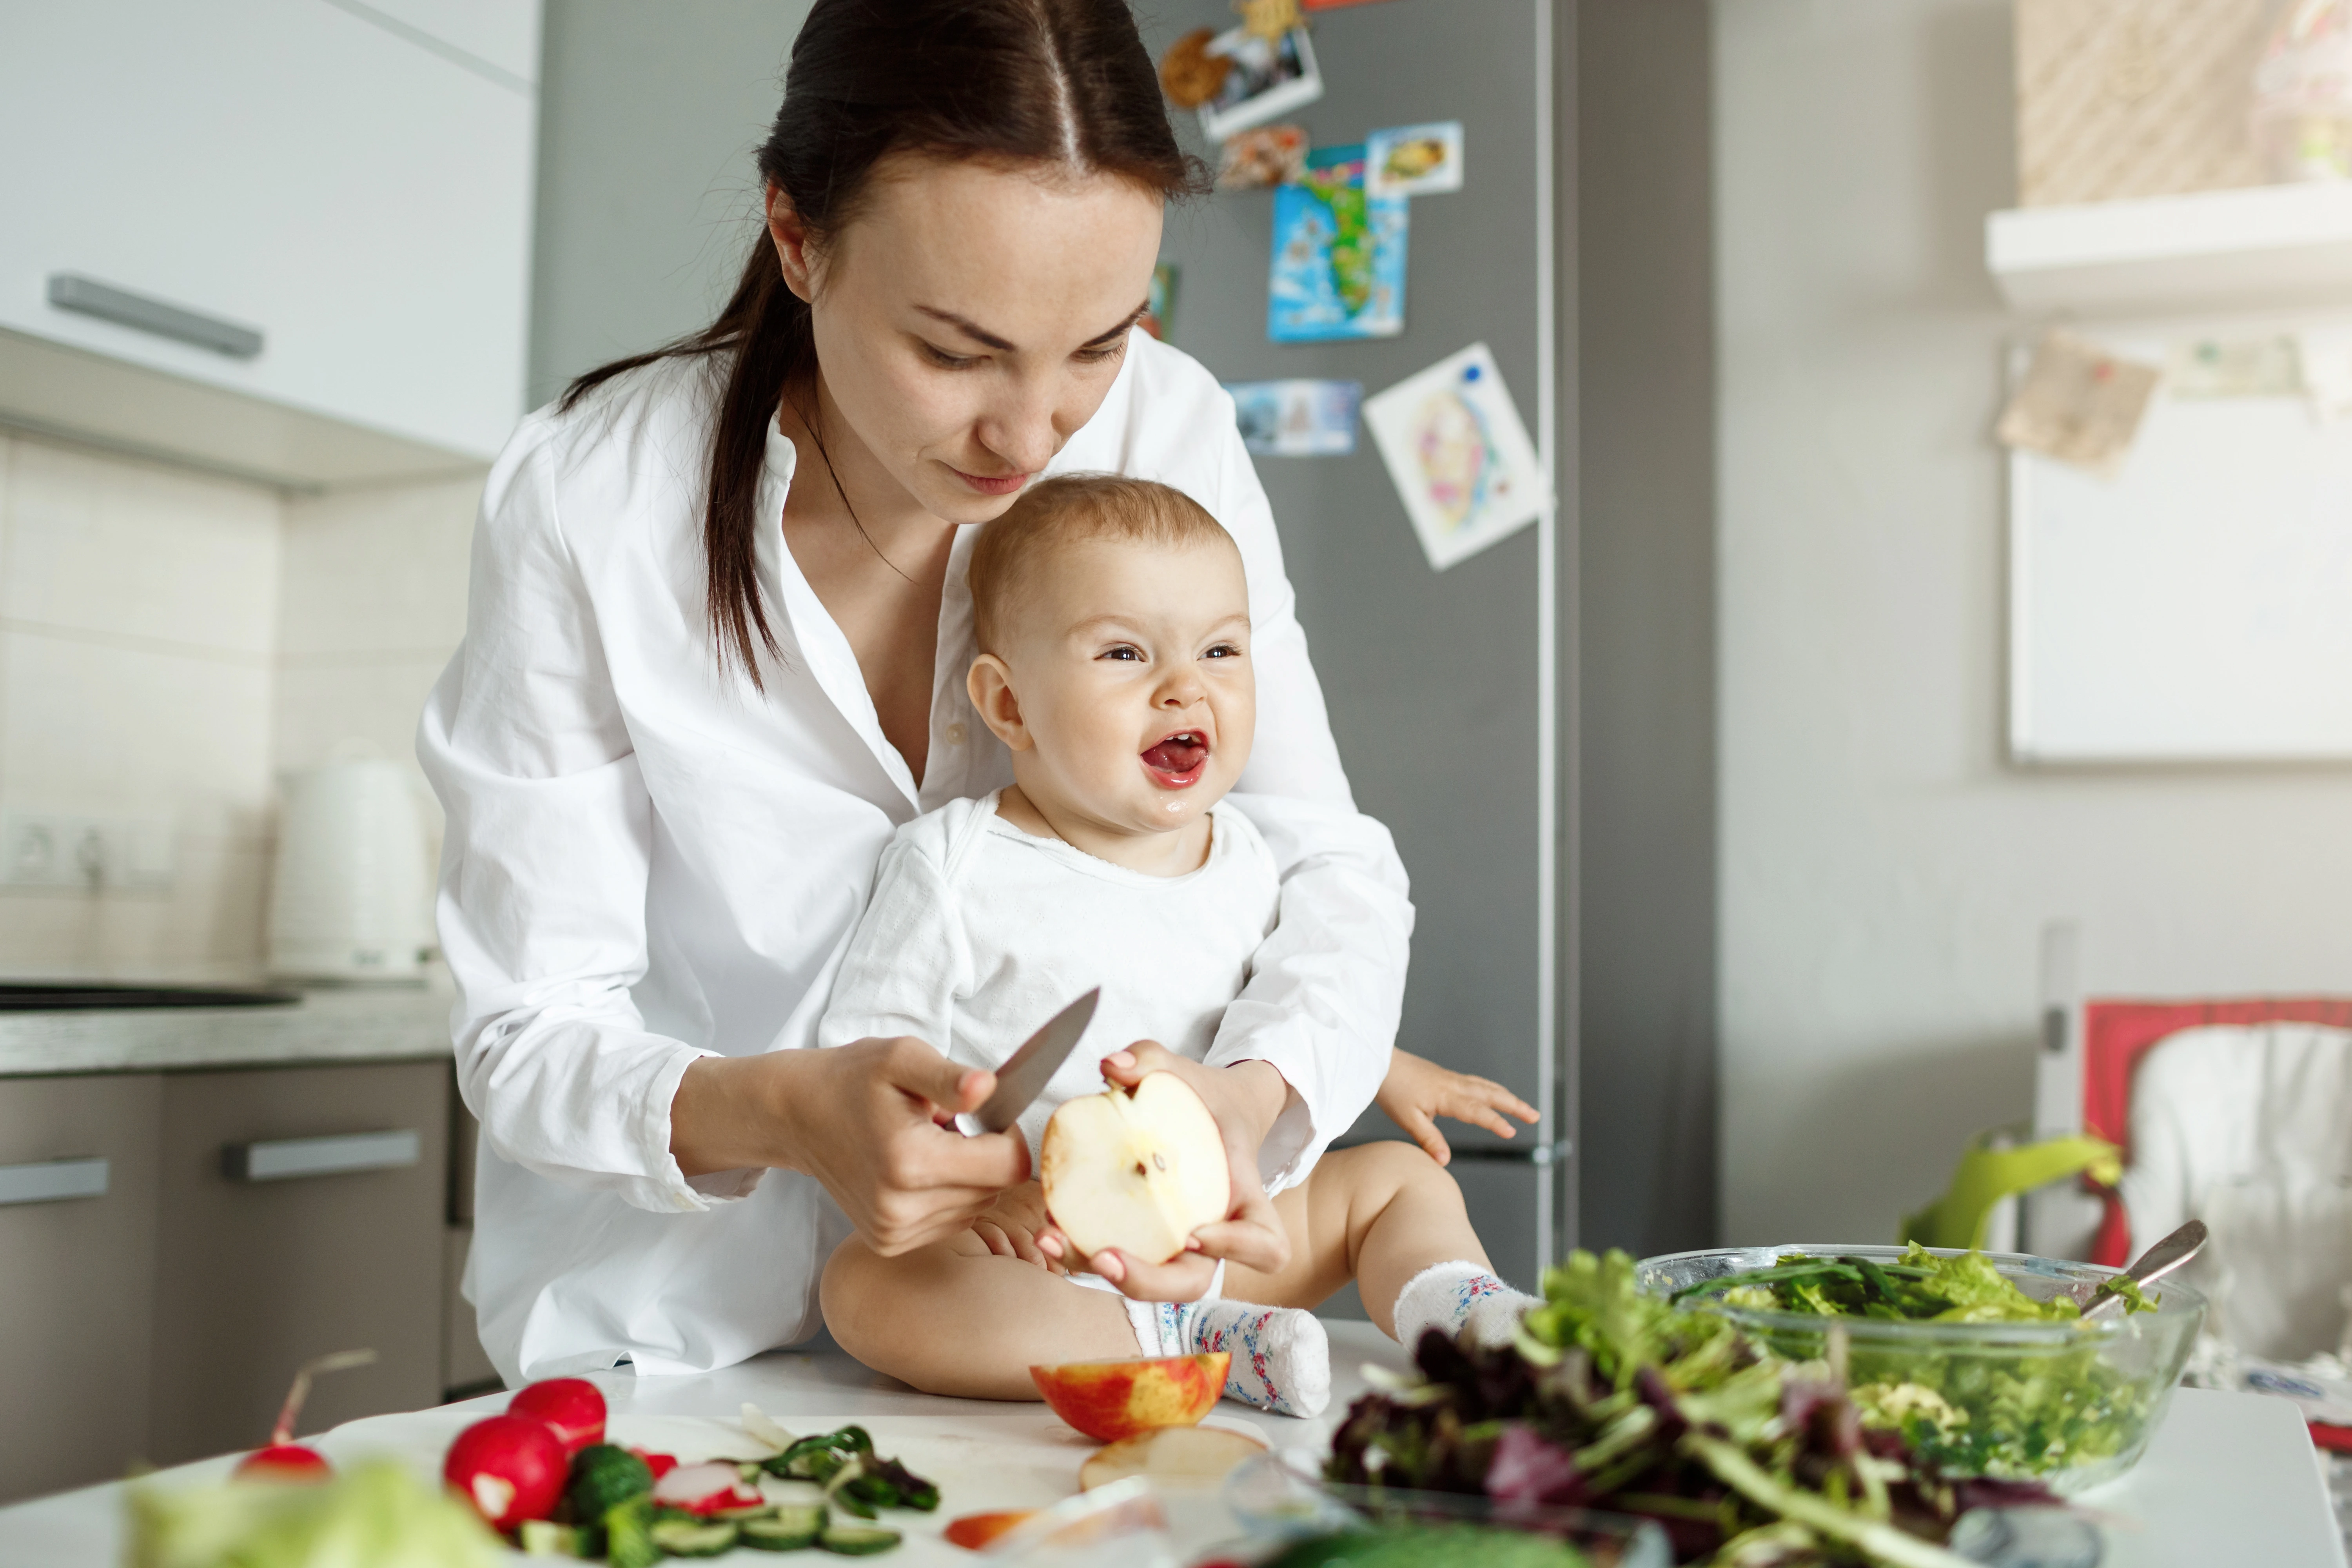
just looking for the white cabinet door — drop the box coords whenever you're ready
[0,0,535,463]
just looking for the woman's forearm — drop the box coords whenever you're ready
[670,1038,1030,1255]
[670,1053,801,1178]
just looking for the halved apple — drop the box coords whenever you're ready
[1030,1351,1229,1441]
[1041,1073,1229,1266]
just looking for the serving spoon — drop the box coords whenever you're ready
[2077,1218,2208,1322]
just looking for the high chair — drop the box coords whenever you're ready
[2022,921,2352,1367]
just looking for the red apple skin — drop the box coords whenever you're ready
[234,1443,332,1482]
[443,1414,567,1530]
[1028,1351,1229,1441]
[506,1377,606,1455]
[944,1510,1036,1550]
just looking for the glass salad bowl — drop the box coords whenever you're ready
[1637,1245,2207,1494]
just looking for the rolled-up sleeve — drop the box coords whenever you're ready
[419,419,744,1214]
[1195,400,1415,1189]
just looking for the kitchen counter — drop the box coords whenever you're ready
[0,983,452,1076]
[0,1323,2338,1567]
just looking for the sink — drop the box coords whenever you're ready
[0,982,300,1011]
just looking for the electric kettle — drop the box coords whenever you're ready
[266,750,432,982]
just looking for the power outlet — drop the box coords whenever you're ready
[0,812,175,891]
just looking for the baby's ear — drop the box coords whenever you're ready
[967,654,1033,751]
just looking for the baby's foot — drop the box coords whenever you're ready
[1155,1299,1330,1418]
[1394,1261,1543,1352]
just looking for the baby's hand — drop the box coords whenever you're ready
[967,1180,1065,1273]
[1376,1049,1539,1167]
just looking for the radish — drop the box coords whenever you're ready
[631,1447,679,1480]
[443,1413,567,1530]
[233,1443,332,1482]
[506,1377,605,1455]
[232,1347,376,1483]
[650,1459,762,1515]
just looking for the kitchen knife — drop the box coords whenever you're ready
[953,987,1100,1137]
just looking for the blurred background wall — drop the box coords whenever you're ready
[1715,0,2352,1244]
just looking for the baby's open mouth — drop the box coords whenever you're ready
[1141,730,1210,786]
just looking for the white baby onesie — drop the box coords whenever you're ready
[816,791,1283,1169]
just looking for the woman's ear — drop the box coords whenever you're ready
[766,184,818,303]
[968,655,1033,751]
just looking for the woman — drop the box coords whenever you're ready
[421,0,1413,1385]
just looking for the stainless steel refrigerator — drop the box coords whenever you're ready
[1136,0,1568,1305]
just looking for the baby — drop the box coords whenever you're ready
[815,474,1538,1417]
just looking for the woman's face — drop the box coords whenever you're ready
[770,157,1165,524]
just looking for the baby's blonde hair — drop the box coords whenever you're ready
[966,474,1236,654]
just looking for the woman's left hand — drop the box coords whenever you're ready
[1036,1042,1292,1300]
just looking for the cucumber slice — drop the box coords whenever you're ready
[818,1523,902,1556]
[516,1520,584,1557]
[741,1504,828,1552]
[647,1518,741,1558]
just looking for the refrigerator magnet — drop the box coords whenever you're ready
[1267,143,1407,343]
[1364,344,1552,571]
[1198,25,1325,143]
[1226,379,1362,457]
[1366,121,1466,198]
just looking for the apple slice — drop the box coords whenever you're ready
[1041,1073,1229,1266]
[1077,1425,1267,1491]
[1031,1351,1229,1441]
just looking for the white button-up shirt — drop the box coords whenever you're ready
[419,333,1412,1383]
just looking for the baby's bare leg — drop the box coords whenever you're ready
[1221,1141,1490,1337]
[820,1231,1138,1400]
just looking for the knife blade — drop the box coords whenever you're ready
[953,987,1100,1137]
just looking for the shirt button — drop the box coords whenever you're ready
[946,722,968,746]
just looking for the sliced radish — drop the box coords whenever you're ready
[234,1443,332,1482]
[443,1414,567,1530]
[630,1447,679,1479]
[651,1459,762,1514]
[506,1377,606,1455]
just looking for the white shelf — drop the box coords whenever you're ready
[1987,181,2352,316]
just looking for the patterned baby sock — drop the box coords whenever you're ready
[1127,1297,1331,1417]
[1392,1260,1542,1352]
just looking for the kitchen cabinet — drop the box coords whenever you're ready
[147,1061,449,1466]
[0,0,538,484]
[0,1075,163,1506]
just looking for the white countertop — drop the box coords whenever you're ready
[0,1325,2339,1566]
[0,983,452,1076]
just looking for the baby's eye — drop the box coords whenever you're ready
[1205,643,1243,659]
[1100,645,1143,661]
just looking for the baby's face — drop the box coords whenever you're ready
[985,535,1254,837]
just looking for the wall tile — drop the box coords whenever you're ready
[0,631,273,823]
[278,477,479,659]
[0,441,479,978]
[272,654,453,837]
[3,437,281,657]
[0,839,271,979]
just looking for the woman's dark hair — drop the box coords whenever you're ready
[563,0,1202,684]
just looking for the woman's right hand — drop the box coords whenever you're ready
[670,1038,1031,1255]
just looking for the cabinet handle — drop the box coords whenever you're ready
[47,273,265,359]
[0,1156,110,1205]
[224,1130,421,1183]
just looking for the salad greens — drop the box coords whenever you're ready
[1685,1243,2153,1326]
[1264,1523,1597,1568]
[1327,1249,2060,1567]
[1676,1246,2160,1481]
